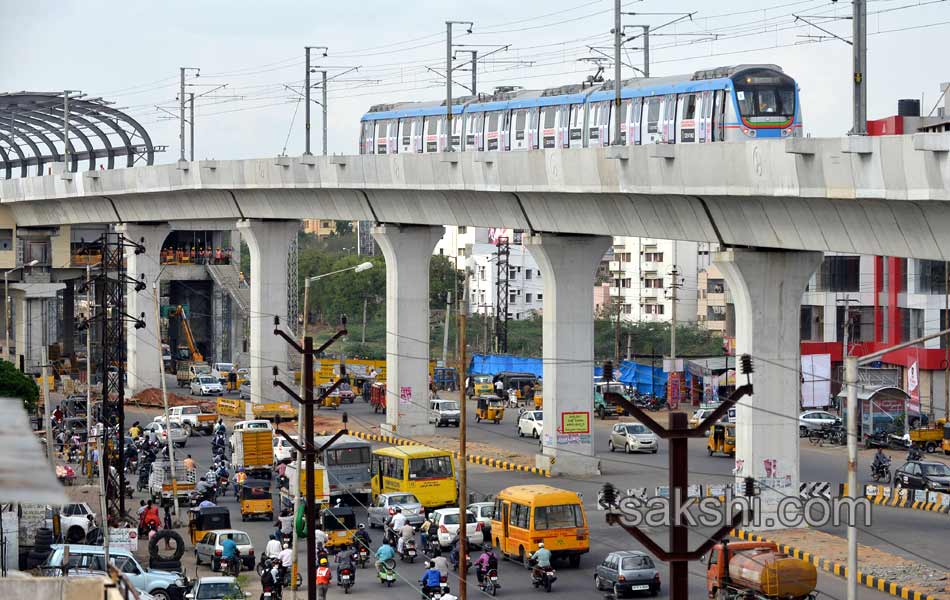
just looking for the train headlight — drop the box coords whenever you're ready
[782,128,793,137]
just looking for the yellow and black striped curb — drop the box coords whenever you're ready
[339,429,551,477]
[732,529,938,600]
[866,491,950,514]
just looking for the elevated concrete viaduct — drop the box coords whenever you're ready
[5,134,950,524]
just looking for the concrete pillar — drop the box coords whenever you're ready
[237,220,297,413]
[714,248,822,530]
[372,224,444,438]
[62,280,75,358]
[117,223,170,394]
[526,233,612,476]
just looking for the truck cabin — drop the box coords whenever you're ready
[706,540,778,577]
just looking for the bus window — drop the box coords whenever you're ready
[534,504,584,529]
[510,502,530,528]
[409,455,453,479]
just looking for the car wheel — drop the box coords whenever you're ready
[195,550,202,565]
[608,440,615,452]
[533,430,539,439]
[799,425,807,437]
[652,448,658,454]
[519,547,528,569]
[569,554,581,568]
[518,429,524,437]
[150,590,170,600]
[594,575,604,590]
[211,557,219,572]
[183,423,193,437]
[624,443,631,454]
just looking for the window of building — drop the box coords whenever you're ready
[644,278,663,289]
[643,304,665,315]
[510,293,517,303]
[525,293,533,303]
[707,278,725,294]
[0,229,12,251]
[800,305,824,342]
[537,293,543,301]
[707,306,727,321]
[509,268,518,279]
[814,256,860,292]
[623,304,632,314]
[479,266,486,281]
[836,306,875,343]
[620,278,632,288]
[900,308,925,343]
[644,252,664,262]
[916,260,947,294]
[458,226,467,234]
[525,269,532,280]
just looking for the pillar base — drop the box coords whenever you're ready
[536,453,601,477]
[381,422,435,440]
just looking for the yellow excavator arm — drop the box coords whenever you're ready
[172,305,204,363]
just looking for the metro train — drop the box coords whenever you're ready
[359,64,801,154]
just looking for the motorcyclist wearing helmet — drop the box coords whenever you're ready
[474,544,497,585]
[335,544,357,584]
[530,542,552,581]
[260,557,281,599]
[354,523,372,551]
[420,560,442,597]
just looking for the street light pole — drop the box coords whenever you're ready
[445,21,473,153]
[613,0,622,145]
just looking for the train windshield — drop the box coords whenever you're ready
[733,70,796,122]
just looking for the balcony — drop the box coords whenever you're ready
[641,287,659,298]
[608,260,621,272]
[641,261,659,272]
[707,292,726,306]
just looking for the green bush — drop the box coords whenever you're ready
[0,360,39,413]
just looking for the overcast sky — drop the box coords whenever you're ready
[2,0,948,161]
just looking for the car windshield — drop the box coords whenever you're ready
[388,494,419,505]
[442,511,476,526]
[922,463,950,477]
[601,383,625,394]
[437,401,459,411]
[622,555,654,569]
[220,532,250,545]
[624,424,648,435]
[474,375,492,383]
[198,377,216,384]
[196,583,243,599]
[215,364,233,373]
[527,411,543,421]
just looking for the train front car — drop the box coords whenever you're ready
[727,66,801,140]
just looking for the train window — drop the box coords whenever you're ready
[361,121,374,154]
[632,98,643,144]
[426,117,439,134]
[646,99,660,134]
[569,104,583,144]
[713,90,725,141]
[542,108,556,129]
[529,109,540,149]
[514,111,527,141]
[683,94,697,120]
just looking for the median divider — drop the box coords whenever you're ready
[732,528,939,600]
[863,484,950,514]
[333,429,551,477]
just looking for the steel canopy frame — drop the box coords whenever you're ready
[0,92,161,178]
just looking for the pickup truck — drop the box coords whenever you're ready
[148,460,197,506]
[155,405,216,436]
[176,361,210,388]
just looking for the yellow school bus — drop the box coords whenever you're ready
[371,446,457,509]
[490,484,589,568]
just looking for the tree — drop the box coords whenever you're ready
[334,220,353,236]
[0,360,39,413]
[430,255,464,306]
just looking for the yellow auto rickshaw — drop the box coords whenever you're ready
[317,383,342,410]
[707,423,736,457]
[321,506,357,551]
[239,479,273,522]
[475,394,505,424]
[188,505,231,545]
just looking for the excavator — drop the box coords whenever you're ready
[170,305,208,387]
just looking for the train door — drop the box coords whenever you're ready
[423,116,440,153]
[568,103,584,148]
[660,94,677,143]
[361,121,374,154]
[408,117,423,153]
[540,106,557,149]
[697,91,712,143]
[375,121,388,154]
[557,105,570,148]
[642,96,661,144]
[586,102,606,147]
[398,119,413,154]
[485,111,502,151]
[499,110,511,151]
[528,108,540,149]
[449,113,462,151]
[465,112,484,151]
[677,93,698,144]
[510,109,530,151]
[712,90,726,142]
[630,98,643,145]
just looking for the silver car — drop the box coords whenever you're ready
[608,422,658,454]
[594,550,660,597]
[799,410,840,435]
[367,493,425,528]
[194,530,254,572]
[144,420,188,448]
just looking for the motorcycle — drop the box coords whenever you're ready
[137,463,152,491]
[865,430,890,449]
[907,446,924,462]
[529,559,556,593]
[220,554,241,577]
[871,457,892,483]
[377,559,396,587]
[401,539,418,563]
[338,566,355,594]
[479,568,500,596]
[356,545,370,568]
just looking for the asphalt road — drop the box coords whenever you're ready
[127,389,900,600]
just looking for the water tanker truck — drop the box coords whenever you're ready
[706,539,817,600]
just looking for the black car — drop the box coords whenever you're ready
[594,550,660,597]
[894,461,950,492]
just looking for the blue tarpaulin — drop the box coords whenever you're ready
[469,354,667,397]
[469,353,543,378]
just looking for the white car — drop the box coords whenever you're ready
[429,399,460,427]
[143,420,188,448]
[799,410,840,435]
[45,503,97,544]
[608,422,659,454]
[517,410,544,438]
[273,435,297,464]
[467,502,494,531]
[185,576,247,600]
[431,508,483,549]
[191,375,224,397]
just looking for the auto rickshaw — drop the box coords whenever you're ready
[475,394,505,424]
[370,382,386,414]
[317,383,341,410]
[239,479,273,521]
[188,505,231,545]
[469,374,494,399]
[321,506,357,552]
[707,423,736,457]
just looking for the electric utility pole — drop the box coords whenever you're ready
[945,262,949,419]
[457,275,469,600]
[612,0,622,145]
[189,93,195,161]
[304,46,328,156]
[445,21,473,152]
[63,90,82,173]
[179,67,200,161]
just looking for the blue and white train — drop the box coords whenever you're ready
[359,64,801,154]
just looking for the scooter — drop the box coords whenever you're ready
[357,545,370,568]
[871,457,892,483]
[401,539,418,563]
[377,559,397,587]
